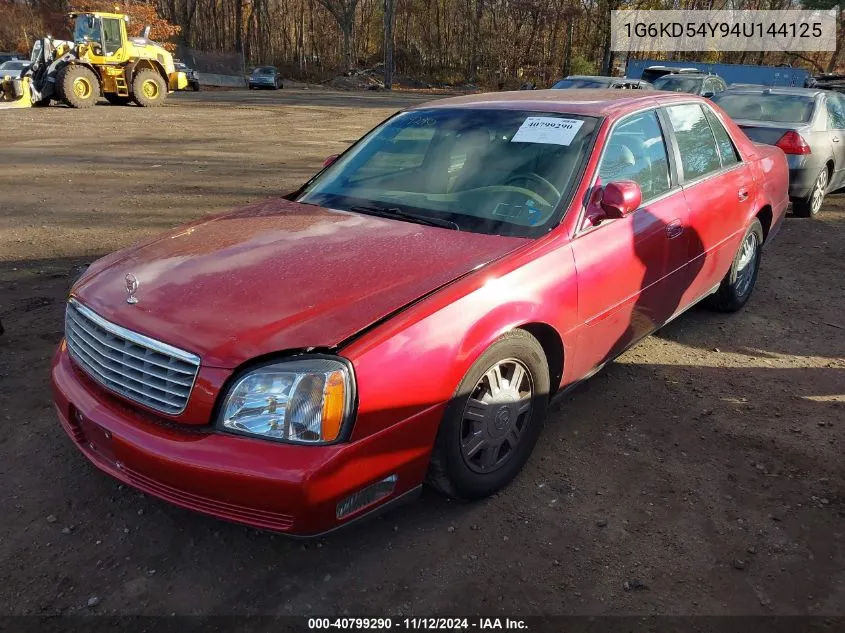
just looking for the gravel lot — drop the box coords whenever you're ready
[0,88,843,617]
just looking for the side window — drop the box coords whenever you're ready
[598,110,671,203]
[102,18,122,55]
[665,103,721,181]
[704,107,740,167]
[827,93,845,130]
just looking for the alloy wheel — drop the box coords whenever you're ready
[811,168,828,214]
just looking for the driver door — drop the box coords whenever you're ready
[569,109,689,379]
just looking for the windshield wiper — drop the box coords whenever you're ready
[349,204,460,231]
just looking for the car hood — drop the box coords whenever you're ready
[72,198,528,368]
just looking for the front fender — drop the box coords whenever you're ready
[342,241,577,442]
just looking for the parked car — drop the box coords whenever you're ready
[712,87,843,216]
[0,59,28,79]
[552,75,652,90]
[174,61,200,91]
[653,72,727,97]
[629,60,809,88]
[0,52,22,65]
[52,90,788,536]
[248,65,282,90]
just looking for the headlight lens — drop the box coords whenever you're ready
[218,357,354,444]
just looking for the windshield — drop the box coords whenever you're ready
[296,108,599,237]
[253,66,274,75]
[0,61,25,70]
[711,92,815,123]
[73,15,102,44]
[653,75,704,93]
[552,78,610,89]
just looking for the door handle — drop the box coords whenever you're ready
[665,220,684,239]
[738,189,749,201]
[833,136,841,143]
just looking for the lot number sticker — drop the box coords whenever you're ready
[511,117,584,146]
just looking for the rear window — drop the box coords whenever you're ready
[712,93,815,123]
[653,75,704,93]
[552,78,609,89]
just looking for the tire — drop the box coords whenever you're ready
[704,218,764,313]
[427,329,550,500]
[191,81,200,92]
[32,98,51,107]
[132,69,167,107]
[58,65,99,108]
[104,93,132,106]
[792,166,828,217]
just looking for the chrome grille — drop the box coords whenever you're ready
[64,299,200,415]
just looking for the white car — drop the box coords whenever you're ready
[0,60,28,79]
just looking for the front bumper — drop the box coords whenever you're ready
[51,342,435,536]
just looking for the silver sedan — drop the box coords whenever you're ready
[0,60,28,79]
[713,87,844,217]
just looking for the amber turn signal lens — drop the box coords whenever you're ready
[321,370,346,441]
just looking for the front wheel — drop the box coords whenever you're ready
[793,166,828,217]
[132,69,167,107]
[704,218,764,313]
[58,65,99,108]
[427,329,550,500]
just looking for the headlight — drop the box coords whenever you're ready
[218,357,355,444]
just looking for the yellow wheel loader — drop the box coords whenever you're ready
[0,11,187,109]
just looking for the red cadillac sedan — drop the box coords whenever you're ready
[52,90,789,536]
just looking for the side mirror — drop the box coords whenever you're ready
[702,91,714,98]
[322,154,340,168]
[587,180,641,226]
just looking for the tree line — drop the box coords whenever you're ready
[2,0,842,88]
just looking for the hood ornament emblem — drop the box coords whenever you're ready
[125,273,139,305]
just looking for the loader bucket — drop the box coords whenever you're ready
[0,76,34,109]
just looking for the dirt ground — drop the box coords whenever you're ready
[0,88,843,618]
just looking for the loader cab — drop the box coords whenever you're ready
[71,12,128,58]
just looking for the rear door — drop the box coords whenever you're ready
[569,109,689,376]
[825,92,845,188]
[664,102,756,303]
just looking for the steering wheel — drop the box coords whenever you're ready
[503,173,561,202]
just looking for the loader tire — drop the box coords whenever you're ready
[58,65,99,108]
[132,69,167,107]
[104,93,133,106]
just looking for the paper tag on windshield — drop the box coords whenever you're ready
[511,117,583,146]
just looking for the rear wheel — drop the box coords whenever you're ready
[793,166,828,217]
[104,93,132,106]
[132,69,167,107]
[58,65,99,108]
[704,218,764,313]
[427,329,550,499]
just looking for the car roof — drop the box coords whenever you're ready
[718,86,824,97]
[413,89,707,117]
